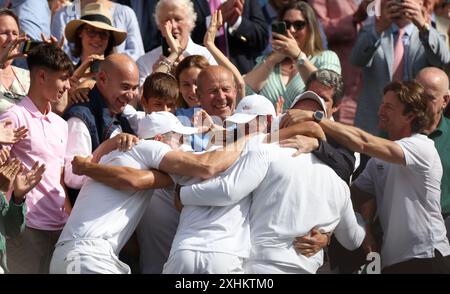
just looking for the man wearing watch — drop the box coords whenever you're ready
[280,69,363,273]
[296,80,450,273]
[281,69,356,185]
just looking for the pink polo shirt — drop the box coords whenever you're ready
[0,96,68,230]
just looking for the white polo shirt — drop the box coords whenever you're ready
[354,134,450,268]
[136,38,218,86]
[181,142,365,273]
[58,140,172,254]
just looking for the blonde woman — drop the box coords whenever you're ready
[244,1,341,110]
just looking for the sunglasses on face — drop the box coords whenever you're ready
[283,20,307,31]
[84,27,110,40]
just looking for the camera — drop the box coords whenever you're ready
[21,40,42,54]
[271,21,287,36]
[90,59,102,73]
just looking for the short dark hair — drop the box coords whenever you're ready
[383,80,432,133]
[27,43,74,75]
[142,72,179,103]
[71,24,115,58]
[306,69,344,106]
[0,8,20,30]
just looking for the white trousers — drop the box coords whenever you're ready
[163,249,245,274]
[49,238,131,274]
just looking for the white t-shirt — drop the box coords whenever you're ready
[58,140,172,254]
[181,142,365,273]
[354,133,450,268]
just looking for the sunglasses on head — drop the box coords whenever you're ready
[283,20,307,31]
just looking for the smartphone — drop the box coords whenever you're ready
[161,37,170,57]
[90,59,102,73]
[271,21,287,36]
[21,40,42,54]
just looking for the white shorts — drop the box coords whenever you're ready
[49,238,130,274]
[163,249,245,274]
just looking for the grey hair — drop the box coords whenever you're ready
[306,69,344,106]
[154,0,197,32]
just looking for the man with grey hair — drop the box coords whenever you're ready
[136,0,217,86]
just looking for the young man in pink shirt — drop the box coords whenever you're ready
[0,43,73,273]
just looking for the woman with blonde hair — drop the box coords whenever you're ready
[244,1,341,110]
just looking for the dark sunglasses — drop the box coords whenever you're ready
[283,20,307,31]
[84,27,110,40]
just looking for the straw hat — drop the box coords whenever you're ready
[64,3,127,46]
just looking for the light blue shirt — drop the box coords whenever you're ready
[10,0,51,40]
[51,2,145,62]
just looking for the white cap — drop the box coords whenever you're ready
[290,91,328,117]
[225,94,276,124]
[137,111,197,139]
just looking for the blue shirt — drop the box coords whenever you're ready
[10,0,51,40]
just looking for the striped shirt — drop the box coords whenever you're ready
[246,50,341,110]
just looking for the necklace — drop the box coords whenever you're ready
[1,66,26,94]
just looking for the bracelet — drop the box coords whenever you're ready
[158,58,172,71]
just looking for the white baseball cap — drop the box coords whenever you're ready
[137,111,197,139]
[225,94,276,124]
[290,91,328,117]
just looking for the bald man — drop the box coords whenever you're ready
[417,67,450,240]
[190,65,238,151]
[197,66,237,122]
[63,53,140,204]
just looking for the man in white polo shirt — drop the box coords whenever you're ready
[49,112,240,274]
[282,80,450,273]
[173,94,366,274]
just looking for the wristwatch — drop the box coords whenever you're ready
[296,51,307,66]
[312,111,324,123]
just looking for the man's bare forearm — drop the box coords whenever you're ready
[267,121,326,143]
[319,118,405,164]
[192,147,241,178]
[80,162,173,191]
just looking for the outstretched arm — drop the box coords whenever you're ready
[72,156,173,191]
[318,117,405,164]
[204,10,245,100]
[266,121,326,144]
[180,147,269,207]
[159,137,246,180]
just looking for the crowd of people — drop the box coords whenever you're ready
[0,0,449,274]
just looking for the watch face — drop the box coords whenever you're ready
[314,111,324,122]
